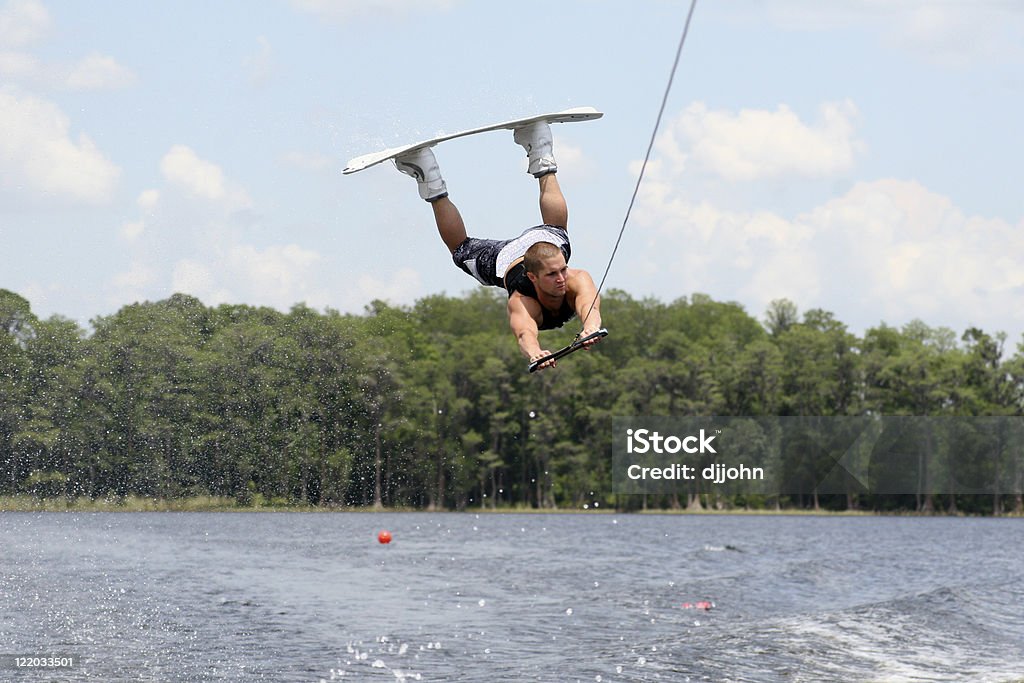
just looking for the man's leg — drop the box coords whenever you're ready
[431,195,468,253]
[514,122,567,229]
[538,172,568,229]
[394,147,466,253]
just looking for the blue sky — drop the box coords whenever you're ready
[3,0,1023,345]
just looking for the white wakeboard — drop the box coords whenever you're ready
[343,106,603,175]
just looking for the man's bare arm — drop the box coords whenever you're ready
[508,293,557,370]
[568,269,603,346]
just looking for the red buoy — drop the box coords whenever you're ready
[378,530,392,544]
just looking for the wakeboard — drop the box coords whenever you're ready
[343,106,603,175]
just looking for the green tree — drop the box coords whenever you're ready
[0,290,37,494]
[862,321,961,512]
[17,316,87,499]
[774,310,860,509]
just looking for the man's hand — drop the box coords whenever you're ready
[529,350,557,371]
[580,326,605,350]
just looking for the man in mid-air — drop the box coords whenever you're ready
[393,121,603,371]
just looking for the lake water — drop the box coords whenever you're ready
[1,512,1022,682]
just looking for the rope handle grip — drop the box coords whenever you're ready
[528,328,608,373]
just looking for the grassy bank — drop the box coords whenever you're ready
[0,495,318,512]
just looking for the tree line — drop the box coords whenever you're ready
[2,288,1022,514]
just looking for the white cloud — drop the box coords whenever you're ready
[63,52,136,90]
[880,3,1024,67]
[740,0,1024,67]
[171,259,231,304]
[159,145,251,209]
[0,0,50,48]
[354,267,423,307]
[0,49,136,91]
[0,86,120,203]
[160,145,227,200]
[115,146,328,312]
[633,183,821,305]
[549,141,596,183]
[107,261,158,309]
[0,1,135,91]
[802,180,1024,326]
[120,220,145,241]
[166,244,326,311]
[0,50,39,80]
[137,188,160,210]
[633,164,1024,336]
[228,243,323,300]
[663,100,862,181]
[117,190,160,241]
[631,99,1024,335]
[174,253,322,311]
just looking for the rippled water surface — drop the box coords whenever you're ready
[1,512,1022,681]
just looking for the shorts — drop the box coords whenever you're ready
[452,225,571,293]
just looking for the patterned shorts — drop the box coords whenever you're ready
[452,225,571,292]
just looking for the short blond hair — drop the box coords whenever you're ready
[523,242,563,275]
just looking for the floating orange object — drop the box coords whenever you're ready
[377,530,392,544]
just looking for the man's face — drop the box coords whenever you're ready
[529,254,568,298]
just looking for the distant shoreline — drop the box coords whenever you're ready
[1,495,1020,517]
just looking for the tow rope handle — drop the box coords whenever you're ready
[527,328,608,373]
